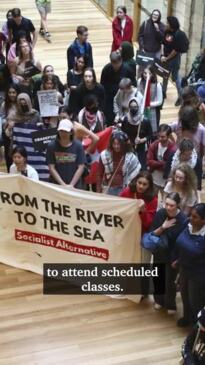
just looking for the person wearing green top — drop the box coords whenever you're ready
[120,41,136,77]
[35,0,51,42]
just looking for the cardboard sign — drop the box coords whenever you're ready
[32,128,57,152]
[136,51,155,66]
[153,59,170,79]
[37,90,59,117]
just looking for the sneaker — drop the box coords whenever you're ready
[44,32,51,42]
[154,303,163,310]
[175,97,181,107]
[167,309,176,315]
[39,28,45,36]
[177,317,190,327]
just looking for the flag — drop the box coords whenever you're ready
[83,127,113,184]
[143,77,151,119]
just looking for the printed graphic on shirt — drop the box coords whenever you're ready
[165,34,174,43]
[55,152,77,163]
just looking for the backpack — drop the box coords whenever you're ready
[176,30,189,53]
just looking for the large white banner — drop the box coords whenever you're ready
[0,175,142,275]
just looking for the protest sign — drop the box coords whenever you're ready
[153,59,170,79]
[37,90,59,117]
[24,61,41,78]
[136,51,154,66]
[0,175,141,276]
[32,128,57,152]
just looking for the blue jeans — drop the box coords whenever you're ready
[163,53,181,97]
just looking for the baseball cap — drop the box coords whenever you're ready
[57,119,74,132]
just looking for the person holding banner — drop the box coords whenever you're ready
[10,146,39,180]
[120,171,157,235]
[96,130,141,195]
[46,118,86,188]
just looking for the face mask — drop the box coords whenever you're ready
[130,108,138,116]
[21,104,29,113]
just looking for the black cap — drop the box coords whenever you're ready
[11,8,21,17]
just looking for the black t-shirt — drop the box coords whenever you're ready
[46,139,86,188]
[8,17,35,43]
[163,30,183,56]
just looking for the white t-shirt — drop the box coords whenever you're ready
[9,164,39,181]
[121,18,126,37]
[152,143,167,188]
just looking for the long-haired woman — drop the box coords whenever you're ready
[1,84,20,171]
[120,170,158,235]
[69,67,105,116]
[163,163,198,215]
[10,40,42,88]
[97,130,141,196]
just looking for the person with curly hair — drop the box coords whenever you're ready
[164,138,202,190]
[96,130,141,195]
[163,163,199,215]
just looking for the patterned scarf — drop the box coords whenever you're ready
[171,149,198,171]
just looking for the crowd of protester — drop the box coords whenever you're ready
[0,5,205,340]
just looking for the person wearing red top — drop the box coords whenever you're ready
[112,6,133,51]
[120,170,158,235]
[147,124,176,204]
